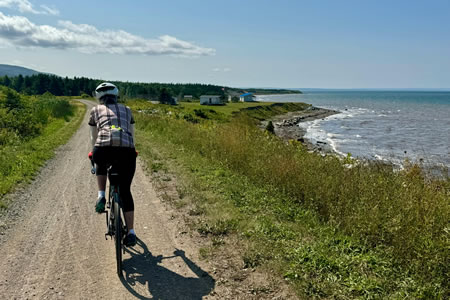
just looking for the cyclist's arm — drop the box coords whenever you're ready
[129,107,135,142]
[130,123,135,141]
[88,107,98,148]
[89,125,98,148]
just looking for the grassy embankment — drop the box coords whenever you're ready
[0,87,85,207]
[129,99,449,298]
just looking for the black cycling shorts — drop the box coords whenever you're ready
[92,146,136,212]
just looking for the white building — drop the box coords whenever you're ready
[200,95,223,105]
[239,93,255,102]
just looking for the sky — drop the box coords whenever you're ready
[0,0,449,89]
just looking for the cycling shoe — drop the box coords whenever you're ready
[124,233,137,247]
[95,196,106,213]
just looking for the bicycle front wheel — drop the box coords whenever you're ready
[113,195,123,277]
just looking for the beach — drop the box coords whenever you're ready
[258,92,450,170]
[261,106,339,153]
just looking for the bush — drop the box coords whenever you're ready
[266,121,275,134]
[193,109,209,119]
[0,86,74,141]
[0,86,81,197]
[231,96,240,103]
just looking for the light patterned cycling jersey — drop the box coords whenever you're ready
[88,103,135,148]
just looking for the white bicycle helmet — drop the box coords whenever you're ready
[94,82,119,101]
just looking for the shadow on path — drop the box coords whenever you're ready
[120,238,215,300]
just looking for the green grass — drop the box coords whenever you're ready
[0,100,85,205]
[132,103,449,298]
[180,101,275,117]
[128,99,310,124]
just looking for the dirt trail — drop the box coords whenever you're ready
[0,100,215,299]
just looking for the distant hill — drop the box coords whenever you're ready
[229,88,302,96]
[0,64,41,77]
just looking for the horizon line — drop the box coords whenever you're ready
[242,87,450,91]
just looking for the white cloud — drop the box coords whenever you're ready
[39,4,59,16]
[0,0,59,15]
[213,67,231,72]
[0,12,215,57]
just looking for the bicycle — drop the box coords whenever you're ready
[89,153,127,277]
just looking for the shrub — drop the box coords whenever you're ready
[0,86,74,140]
[193,109,209,119]
[266,120,275,134]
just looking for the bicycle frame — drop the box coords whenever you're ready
[108,166,127,277]
[105,180,120,238]
[90,157,127,277]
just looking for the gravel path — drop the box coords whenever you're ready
[0,100,215,299]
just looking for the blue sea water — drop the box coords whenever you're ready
[257,91,450,169]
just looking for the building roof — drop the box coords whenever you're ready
[240,93,253,97]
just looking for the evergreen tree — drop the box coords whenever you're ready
[49,76,63,96]
[5,89,22,111]
[31,74,49,94]
[0,73,234,100]
[13,75,24,92]
[23,76,32,94]
[159,88,175,104]
[3,75,11,87]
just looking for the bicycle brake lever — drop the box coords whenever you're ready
[90,160,96,174]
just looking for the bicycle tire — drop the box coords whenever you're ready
[113,193,123,277]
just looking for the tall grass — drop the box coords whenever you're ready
[135,110,449,296]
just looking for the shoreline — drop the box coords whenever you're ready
[261,106,340,153]
[263,106,450,177]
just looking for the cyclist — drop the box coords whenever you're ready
[89,82,137,247]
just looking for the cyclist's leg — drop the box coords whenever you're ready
[120,149,136,215]
[97,175,107,191]
[92,147,111,212]
[92,146,109,188]
[119,148,137,245]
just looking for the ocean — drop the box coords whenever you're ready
[257,91,450,170]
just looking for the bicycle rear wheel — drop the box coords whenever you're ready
[113,194,123,277]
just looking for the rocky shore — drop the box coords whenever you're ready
[261,106,339,152]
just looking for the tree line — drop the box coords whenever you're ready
[0,74,227,100]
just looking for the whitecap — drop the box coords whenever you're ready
[374,154,385,160]
[326,138,346,157]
